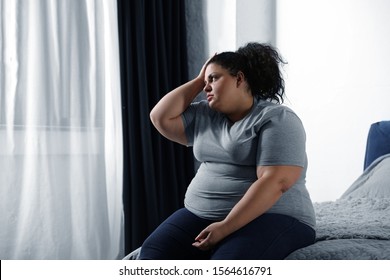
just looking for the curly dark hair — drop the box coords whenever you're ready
[207,42,287,103]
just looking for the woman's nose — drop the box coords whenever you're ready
[203,83,211,92]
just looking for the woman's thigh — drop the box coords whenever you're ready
[139,208,212,260]
[211,213,315,260]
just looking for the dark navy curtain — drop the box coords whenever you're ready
[117,0,195,254]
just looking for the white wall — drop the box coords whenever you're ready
[236,0,276,47]
[276,0,390,202]
[206,0,237,53]
[206,0,276,53]
[205,0,390,202]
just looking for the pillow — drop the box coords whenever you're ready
[364,121,390,170]
[341,154,390,199]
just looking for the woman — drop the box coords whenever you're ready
[140,42,316,260]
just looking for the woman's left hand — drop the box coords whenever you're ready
[192,221,229,251]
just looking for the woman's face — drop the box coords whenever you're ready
[203,63,242,114]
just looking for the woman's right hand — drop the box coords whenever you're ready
[197,53,217,82]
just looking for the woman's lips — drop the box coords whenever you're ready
[207,94,214,102]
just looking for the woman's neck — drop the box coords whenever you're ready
[227,95,254,123]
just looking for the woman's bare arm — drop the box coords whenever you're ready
[149,78,204,145]
[193,165,302,250]
[150,56,215,145]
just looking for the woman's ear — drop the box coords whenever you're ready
[236,71,245,87]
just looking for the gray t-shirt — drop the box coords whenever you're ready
[181,97,316,229]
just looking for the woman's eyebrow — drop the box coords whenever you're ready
[206,72,218,81]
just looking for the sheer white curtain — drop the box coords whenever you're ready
[0,0,123,259]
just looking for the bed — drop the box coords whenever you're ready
[125,121,390,260]
[286,155,390,259]
[286,120,390,260]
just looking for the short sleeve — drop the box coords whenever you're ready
[257,108,306,167]
[181,101,202,146]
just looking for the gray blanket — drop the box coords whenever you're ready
[314,197,390,241]
[285,239,390,260]
[285,197,390,259]
[286,155,390,259]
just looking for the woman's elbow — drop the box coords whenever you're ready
[150,114,167,138]
[150,108,164,130]
[279,169,302,193]
[257,165,302,194]
[149,110,158,127]
[149,108,187,144]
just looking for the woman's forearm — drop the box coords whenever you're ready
[193,166,302,250]
[149,55,214,144]
[149,77,204,144]
[193,176,284,250]
[150,77,204,123]
[150,54,214,125]
[222,165,302,236]
[222,178,283,234]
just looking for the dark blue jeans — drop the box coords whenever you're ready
[139,208,315,260]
